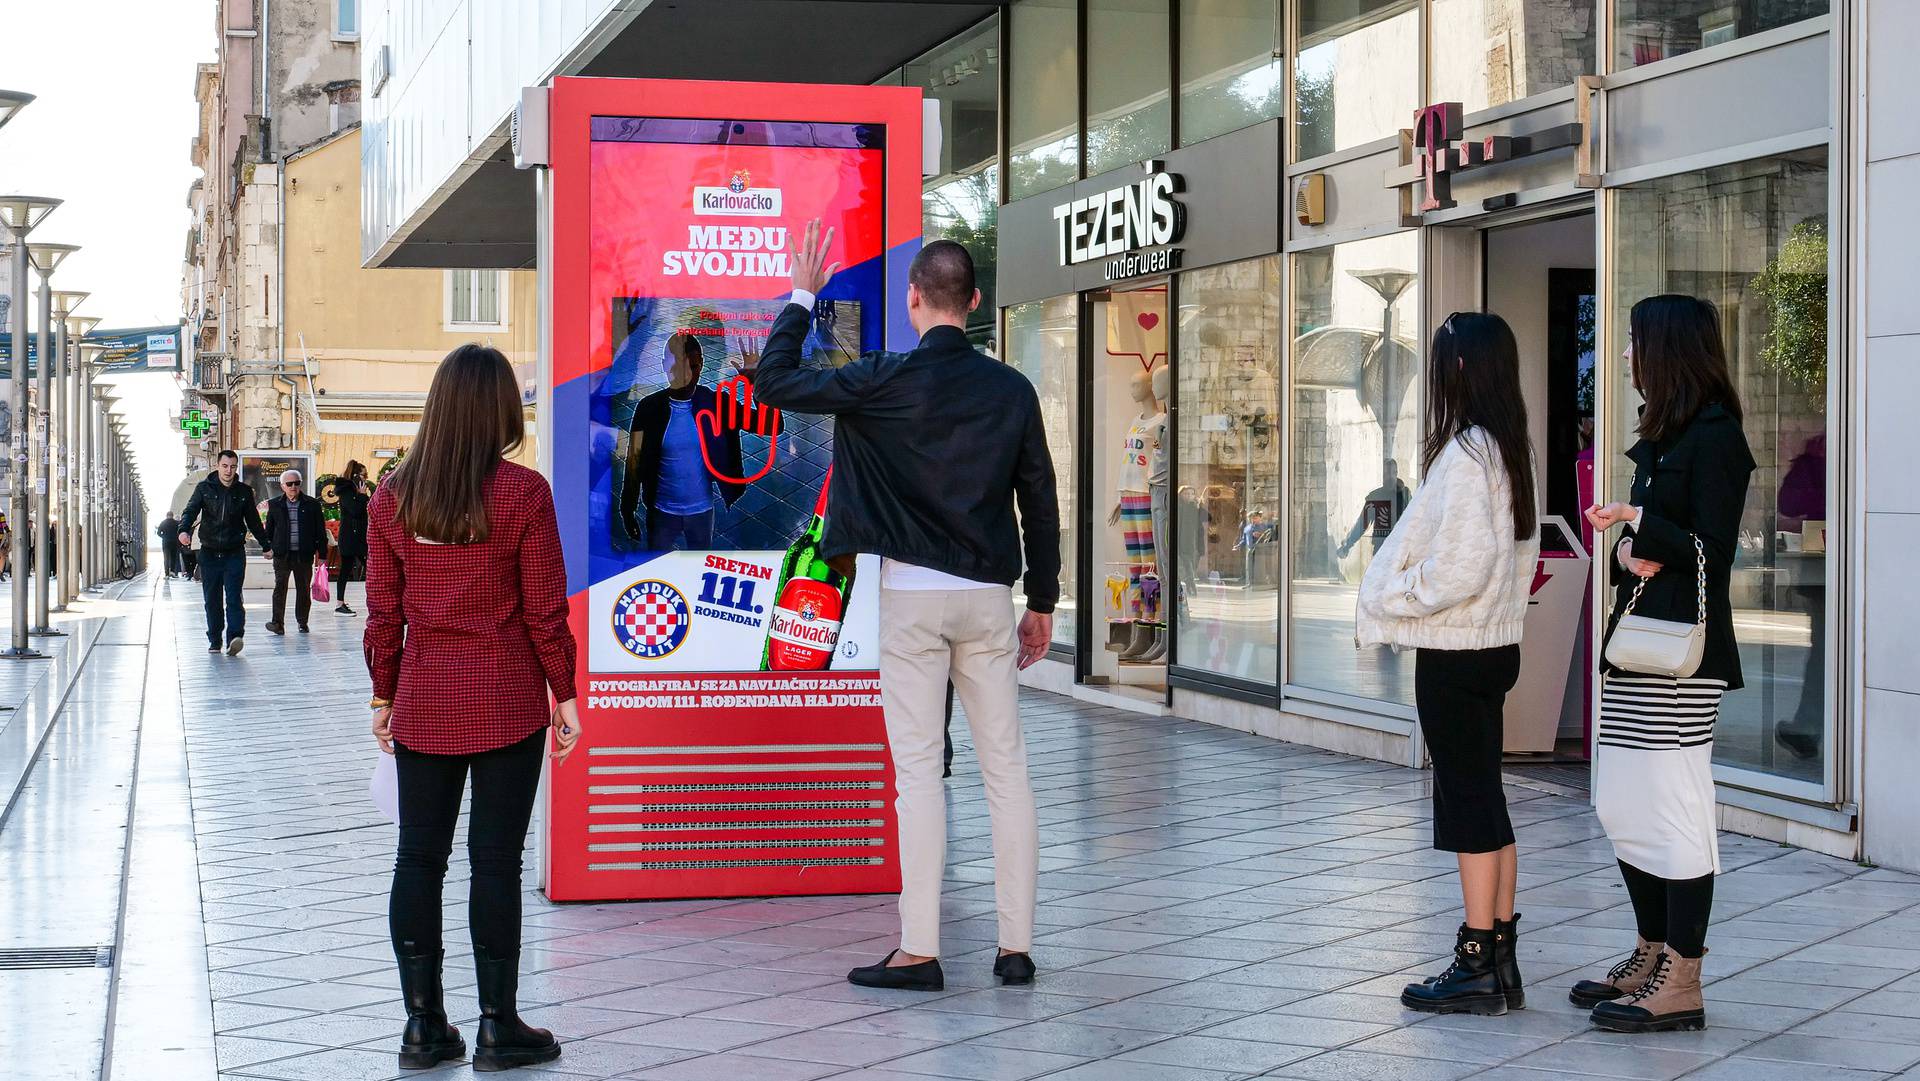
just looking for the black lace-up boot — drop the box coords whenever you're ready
[1402,925,1508,1015]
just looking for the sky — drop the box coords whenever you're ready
[0,0,215,520]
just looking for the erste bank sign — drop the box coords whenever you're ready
[1052,161,1186,283]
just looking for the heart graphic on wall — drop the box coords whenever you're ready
[1107,288,1169,371]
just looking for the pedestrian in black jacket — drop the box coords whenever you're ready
[334,459,371,614]
[754,223,1059,993]
[178,450,270,654]
[157,514,184,577]
[1579,294,1755,1035]
[264,469,331,635]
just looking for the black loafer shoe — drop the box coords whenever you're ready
[847,950,943,992]
[993,952,1036,986]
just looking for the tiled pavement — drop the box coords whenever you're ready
[80,583,1920,1077]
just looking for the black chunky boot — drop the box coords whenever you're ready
[472,947,560,1072]
[1401,925,1508,1015]
[395,946,465,1070]
[1492,913,1525,1010]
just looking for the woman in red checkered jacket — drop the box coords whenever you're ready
[365,343,583,1073]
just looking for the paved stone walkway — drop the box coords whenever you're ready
[87,584,1920,1077]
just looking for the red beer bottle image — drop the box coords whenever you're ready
[762,468,854,671]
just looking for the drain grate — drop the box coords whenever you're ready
[0,946,114,971]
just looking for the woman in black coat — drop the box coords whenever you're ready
[1578,295,1754,1035]
[334,459,371,614]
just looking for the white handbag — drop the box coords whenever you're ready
[1605,534,1707,678]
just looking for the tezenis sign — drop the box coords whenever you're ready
[1052,160,1186,282]
[1384,100,1589,217]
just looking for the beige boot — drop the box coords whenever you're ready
[1568,937,1663,1008]
[1589,951,1706,1033]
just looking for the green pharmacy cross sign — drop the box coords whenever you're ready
[181,410,211,439]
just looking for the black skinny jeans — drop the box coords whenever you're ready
[390,730,544,958]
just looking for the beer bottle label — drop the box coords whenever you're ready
[765,577,845,670]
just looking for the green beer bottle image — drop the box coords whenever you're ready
[761,468,854,670]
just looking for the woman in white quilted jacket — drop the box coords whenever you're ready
[1357,311,1539,1017]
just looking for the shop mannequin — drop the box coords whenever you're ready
[1107,368,1163,662]
[1137,365,1172,663]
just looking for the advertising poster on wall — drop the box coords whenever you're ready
[546,78,924,902]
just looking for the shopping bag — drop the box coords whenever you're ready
[312,559,332,603]
[370,751,399,823]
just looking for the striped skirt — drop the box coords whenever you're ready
[1593,674,1727,879]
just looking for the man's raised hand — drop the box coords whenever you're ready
[789,218,841,296]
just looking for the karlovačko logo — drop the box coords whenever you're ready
[694,171,782,217]
[612,579,692,660]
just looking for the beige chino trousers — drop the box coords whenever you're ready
[878,585,1038,957]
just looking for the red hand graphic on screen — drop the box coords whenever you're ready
[698,375,781,484]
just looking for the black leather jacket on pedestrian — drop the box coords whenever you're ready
[178,472,269,555]
[1602,403,1756,689]
[266,494,332,559]
[752,303,1062,613]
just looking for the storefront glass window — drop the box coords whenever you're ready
[908,17,1001,348]
[1429,0,1596,112]
[1176,257,1281,684]
[1617,1,1827,69]
[1087,0,1173,176]
[1294,0,1419,161]
[1288,231,1420,705]
[1609,148,1830,786]
[1010,0,1080,200]
[1008,296,1081,646]
[1180,0,1284,146]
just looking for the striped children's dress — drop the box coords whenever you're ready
[1593,673,1727,879]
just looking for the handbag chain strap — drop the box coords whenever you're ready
[1619,534,1708,626]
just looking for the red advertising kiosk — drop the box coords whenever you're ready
[542,78,922,902]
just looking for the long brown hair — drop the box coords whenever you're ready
[1423,312,1537,541]
[389,344,524,543]
[1630,294,1743,443]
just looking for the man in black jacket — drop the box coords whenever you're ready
[754,222,1059,993]
[157,513,183,577]
[264,469,330,635]
[618,332,747,550]
[178,449,271,654]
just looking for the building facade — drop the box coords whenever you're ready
[280,126,536,477]
[182,0,362,471]
[359,0,1920,871]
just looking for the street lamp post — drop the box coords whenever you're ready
[87,382,106,589]
[66,317,99,603]
[48,289,84,612]
[104,395,125,582]
[26,243,78,636]
[0,195,60,660]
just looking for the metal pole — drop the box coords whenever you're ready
[3,239,36,657]
[29,273,57,635]
[85,383,98,589]
[60,335,74,602]
[48,308,66,612]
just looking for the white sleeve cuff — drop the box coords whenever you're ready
[788,288,816,310]
[1625,506,1642,532]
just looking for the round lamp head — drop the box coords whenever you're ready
[26,241,80,275]
[69,314,101,337]
[0,90,33,131]
[52,289,87,315]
